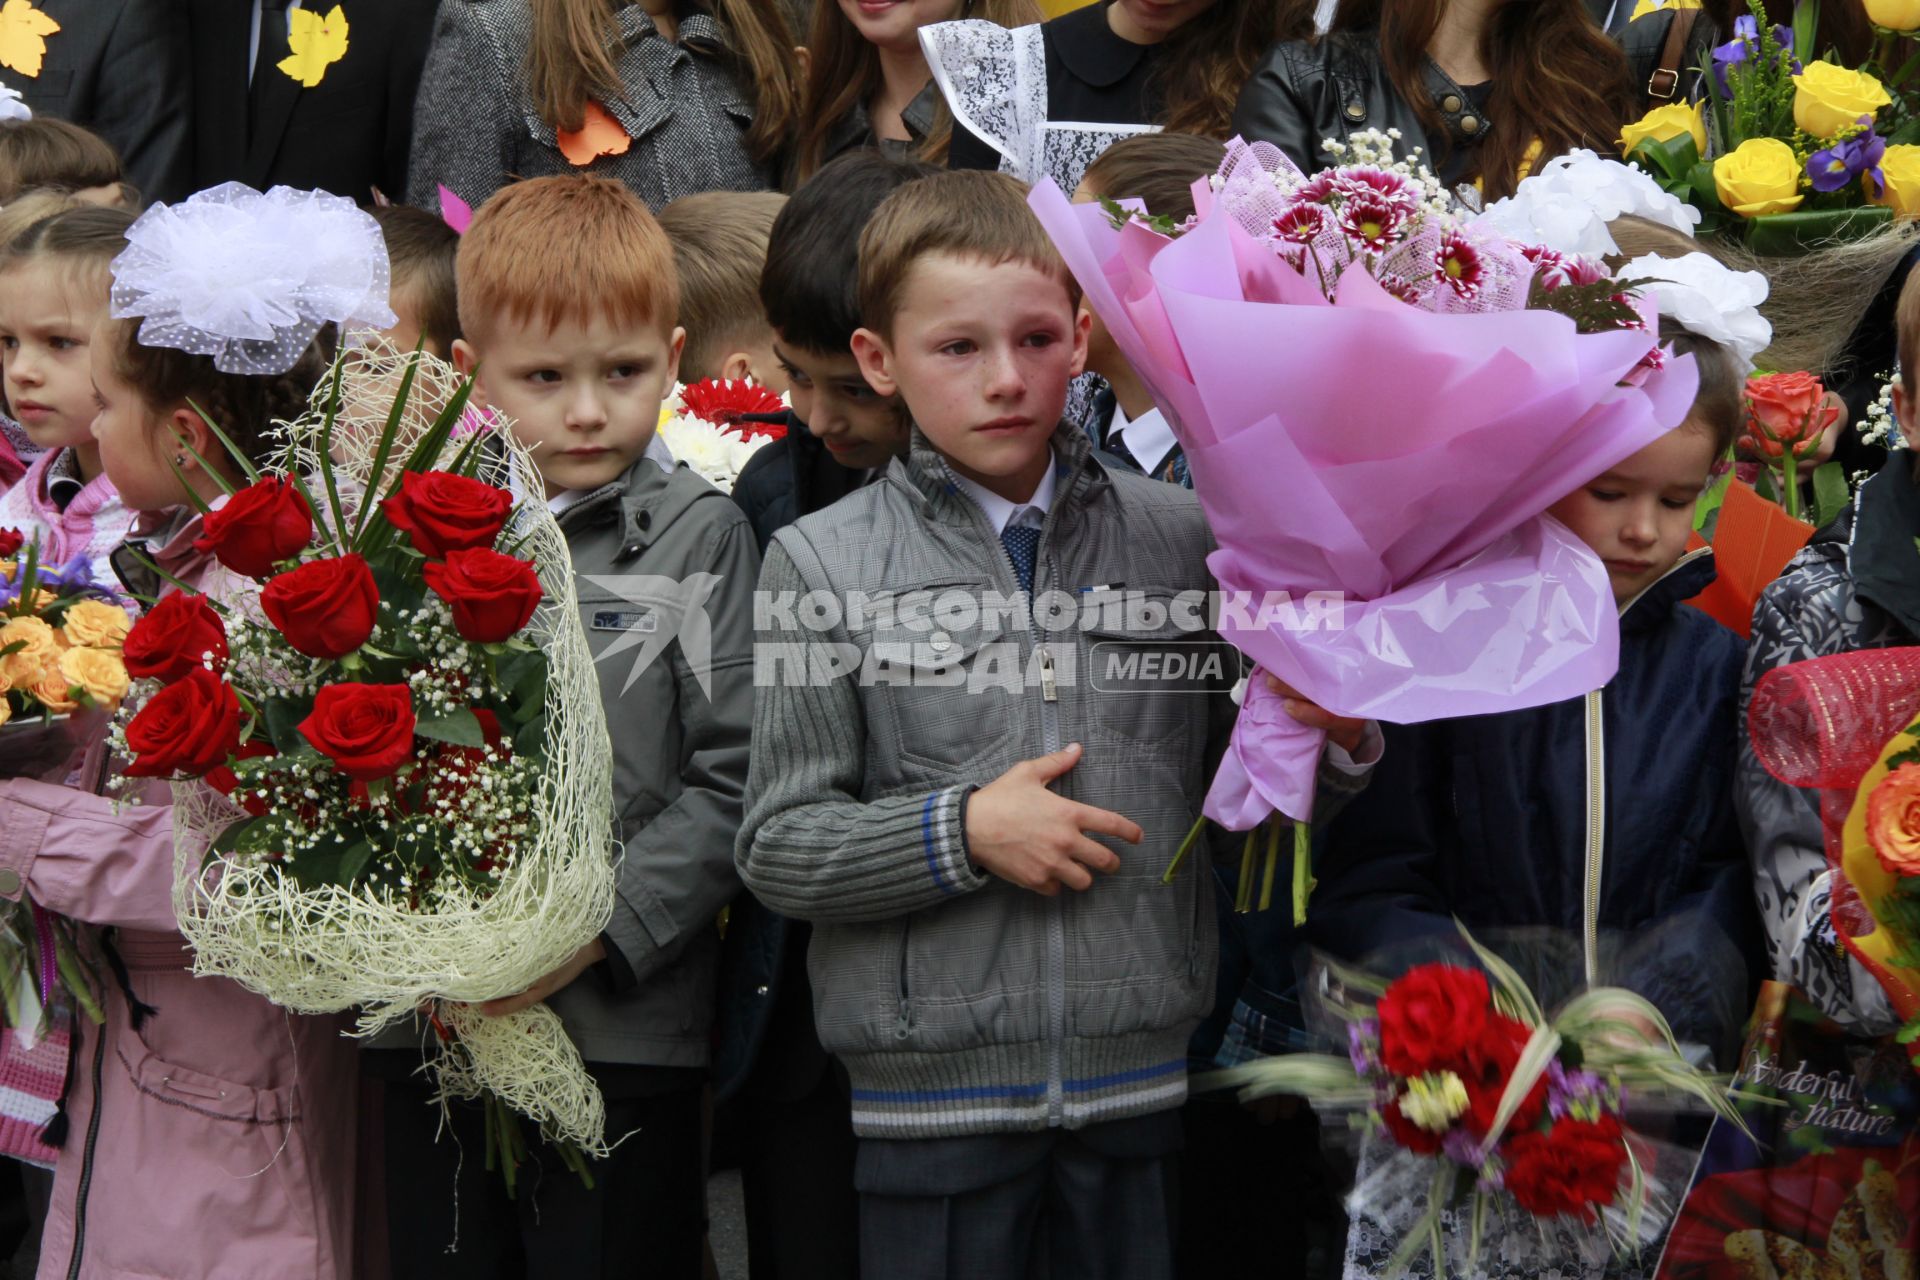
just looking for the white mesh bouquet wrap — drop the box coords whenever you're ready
[110,183,398,375]
[163,346,617,1151]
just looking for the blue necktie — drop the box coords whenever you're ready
[1000,524,1040,594]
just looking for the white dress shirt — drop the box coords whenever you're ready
[947,459,1057,536]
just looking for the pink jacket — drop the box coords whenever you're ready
[0,450,134,596]
[0,512,359,1280]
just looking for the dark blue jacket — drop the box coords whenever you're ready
[1310,548,1761,1061]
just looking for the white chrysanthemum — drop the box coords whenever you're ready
[656,414,773,493]
[1617,252,1773,370]
[1478,150,1700,259]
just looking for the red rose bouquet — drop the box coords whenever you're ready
[1207,933,1746,1275]
[113,346,617,1186]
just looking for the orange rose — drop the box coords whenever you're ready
[1867,763,1920,876]
[1745,371,1843,460]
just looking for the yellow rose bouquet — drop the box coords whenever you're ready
[0,528,130,758]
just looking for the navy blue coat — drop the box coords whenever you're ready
[1311,550,1761,1060]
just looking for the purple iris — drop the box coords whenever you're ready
[1713,16,1800,95]
[1808,125,1887,193]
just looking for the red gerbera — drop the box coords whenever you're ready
[678,379,788,438]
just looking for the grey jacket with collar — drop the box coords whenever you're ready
[736,424,1370,1138]
[539,455,761,1066]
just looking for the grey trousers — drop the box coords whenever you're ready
[854,1113,1181,1280]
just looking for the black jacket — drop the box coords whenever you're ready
[948,1,1162,173]
[1312,550,1761,1061]
[187,0,437,202]
[19,0,192,202]
[1230,32,1491,183]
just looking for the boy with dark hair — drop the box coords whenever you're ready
[374,173,759,1277]
[730,149,936,552]
[369,204,460,358]
[736,169,1374,1280]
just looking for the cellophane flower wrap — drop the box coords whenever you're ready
[1030,134,1696,836]
[113,345,617,1160]
[1206,932,1747,1277]
[1747,647,1920,1042]
[655,377,788,493]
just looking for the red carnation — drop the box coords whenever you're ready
[423,548,542,644]
[1376,964,1490,1078]
[1458,1014,1550,1140]
[193,477,313,579]
[1503,1115,1627,1222]
[123,668,243,778]
[124,592,229,682]
[0,528,23,558]
[381,470,513,559]
[298,683,417,782]
[678,378,787,438]
[260,554,379,660]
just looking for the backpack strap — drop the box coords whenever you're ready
[1648,7,1702,101]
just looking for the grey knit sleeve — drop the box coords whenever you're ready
[406,3,516,211]
[736,542,989,925]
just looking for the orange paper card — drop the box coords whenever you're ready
[557,101,631,167]
[1685,480,1816,638]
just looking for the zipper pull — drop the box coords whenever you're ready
[1039,645,1058,702]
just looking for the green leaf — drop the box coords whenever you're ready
[1745,205,1895,256]
[1628,134,1701,185]
[210,815,264,857]
[1096,192,1183,237]
[1695,459,1736,533]
[1756,467,1781,504]
[512,712,546,761]
[262,697,314,753]
[415,707,485,749]
[1687,161,1727,214]
[1811,461,1851,527]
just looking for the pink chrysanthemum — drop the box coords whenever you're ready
[1330,165,1414,208]
[1271,201,1325,246]
[1435,231,1485,299]
[1376,272,1425,305]
[1339,194,1406,253]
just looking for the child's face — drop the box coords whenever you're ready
[455,310,684,499]
[1892,381,1920,451]
[851,252,1088,503]
[0,259,107,454]
[87,332,184,512]
[1547,423,1718,604]
[773,339,907,472]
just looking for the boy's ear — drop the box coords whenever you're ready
[1896,382,1920,451]
[716,350,754,384]
[850,328,897,398]
[450,337,488,406]
[667,325,686,388]
[1067,303,1092,380]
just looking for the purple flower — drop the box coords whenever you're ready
[1713,17,1798,95]
[1808,125,1886,193]
[1441,1127,1484,1168]
[1348,1019,1379,1074]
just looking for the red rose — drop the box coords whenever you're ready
[381,470,513,559]
[207,740,278,816]
[1502,1115,1627,1222]
[0,528,22,558]
[1376,964,1491,1077]
[1380,1098,1446,1156]
[124,593,229,683]
[1459,1014,1550,1139]
[298,683,417,781]
[260,554,379,660]
[193,477,313,579]
[123,668,243,778]
[422,548,542,644]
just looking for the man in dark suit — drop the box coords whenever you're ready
[15,0,192,202]
[186,0,437,204]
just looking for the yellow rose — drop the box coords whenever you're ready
[60,600,130,650]
[57,647,127,708]
[1618,101,1707,159]
[1871,144,1920,217]
[1793,61,1893,138]
[1713,137,1806,217]
[0,616,58,687]
[1866,0,1920,31]
[1629,0,1701,17]
[28,666,77,714]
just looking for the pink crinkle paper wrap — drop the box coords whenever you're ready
[1029,174,1698,828]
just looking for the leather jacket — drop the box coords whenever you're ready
[1230,32,1488,180]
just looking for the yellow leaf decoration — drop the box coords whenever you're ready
[278,4,349,89]
[0,0,60,80]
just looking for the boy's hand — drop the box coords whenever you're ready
[1265,674,1365,754]
[966,742,1142,896]
[475,937,607,1018]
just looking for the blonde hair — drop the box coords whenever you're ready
[457,175,678,345]
[525,0,799,170]
[791,0,1042,184]
[657,190,786,380]
[858,170,1077,338]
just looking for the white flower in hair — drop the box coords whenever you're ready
[1478,150,1700,259]
[109,182,397,375]
[1617,251,1773,370]
[0,83,29,123]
